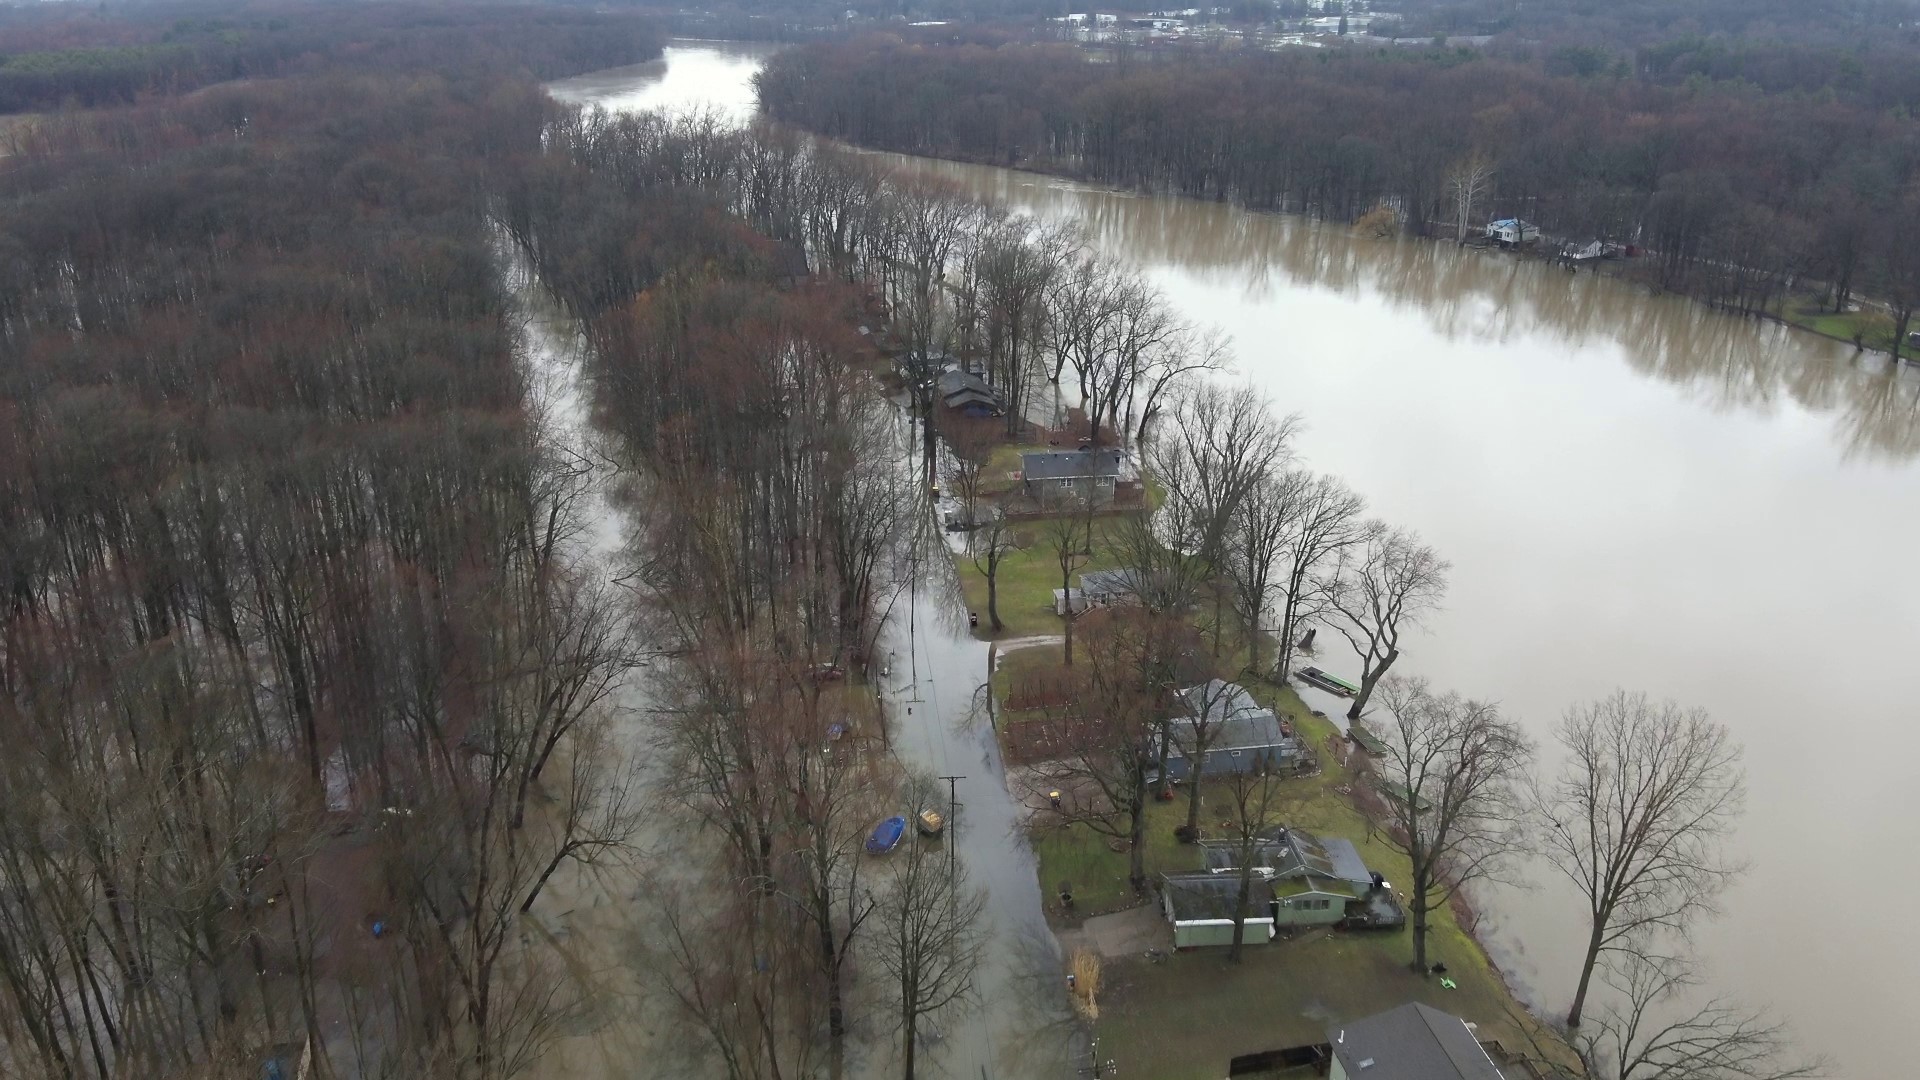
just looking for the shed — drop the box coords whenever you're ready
[1160,708,1296,782]
[1327,1002,1507,1080]
[1077,568,1146,607]
[1160,873,1276,949]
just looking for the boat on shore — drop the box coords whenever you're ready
[917,808,945,836]
[866,815,908,854]
[1294,666,1360,697]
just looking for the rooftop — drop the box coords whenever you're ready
[1327,1002,1506,1080]
[1204,828,1375,885]
[1162,872,1276,921]
[1022,448,1125,481]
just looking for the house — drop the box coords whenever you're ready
[1484,219,1537,247]
[1158,680,1298,782]
[1327,1002,1507,1080]
[937,368,1005,417]
[1199,827,1404,928]
[1054,567,1148,615]
[1021,449,1125,504]
[1160,872,1277,948]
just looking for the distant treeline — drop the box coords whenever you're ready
[758,38,1920,340]
[1369,0,1920,50]
[0,2,663,113]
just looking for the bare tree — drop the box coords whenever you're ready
[1150,383,1298,653]
[1575,949,1824,1080]
[969,516,1022,634]
[1269,471,1368,681]
[1218,765,1308,962]
[1537,692,1748,1028]
[874,783,988,1080]
[1326,525,1448,721]
[1039,608,1204,892]
[1448,152,1496,244]
[1038,494,1097,666]
[1372,676,1533,973]
[1224,470,1297,676]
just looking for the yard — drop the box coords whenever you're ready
[953,522,1125,640]
[1772,293,1908,357]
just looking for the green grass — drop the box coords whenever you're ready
[1031,798,1203,916]
[1773,294,1905,355]
[953,523,1122,640]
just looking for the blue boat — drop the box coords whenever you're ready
[866,815,908,854]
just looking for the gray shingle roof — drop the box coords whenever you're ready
[1328,1003,1506,1080]
[1161,873,1275,921]
[1202,829,1375,886]
[1022,449,1124,481]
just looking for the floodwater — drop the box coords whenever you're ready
[549,41,1920,1079]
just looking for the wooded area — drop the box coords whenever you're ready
[758,37,1920,338]
[0,8,664,1076]
[0,3,662,113]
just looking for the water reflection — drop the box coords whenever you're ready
[867,153,1920,459]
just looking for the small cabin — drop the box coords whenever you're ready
[1484,218,1537,247]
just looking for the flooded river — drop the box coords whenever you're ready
[549,40,1920,1079]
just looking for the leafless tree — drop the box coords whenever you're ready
[1574,949,1824,1080]
[1218,766,1309,962]
[1325,525,1449,721]
[1224,470,1299,676]
[1448,152,1496,244]
[1268,471,1369,681]
[1372,676,1533,973]
[969,516,1023,634]
[1537,692,1748,1028]
[1150,383,1298,652]
[1038,494,1097,666]
[978,216,1074,436]
[873,781,988,1080]
[1038,609,1203,893]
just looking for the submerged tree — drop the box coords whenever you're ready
[1536,692,1747,1029]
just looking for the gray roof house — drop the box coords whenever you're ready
[1328,1002,1506,1080]
[1021,449,1124,505]
[1157,680,1298,782]
[1055,567,1148,615]
[1201,827,1374,888]
[938,369,1005,416]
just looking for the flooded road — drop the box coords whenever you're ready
[549,41,1920,1079]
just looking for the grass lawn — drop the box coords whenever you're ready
[953,523,1122,640]
[1773,294,1904,355]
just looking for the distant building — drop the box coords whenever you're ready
[1327,1002,1507,1080]
[1484,219,1538,246]
[1020,448,1124,503]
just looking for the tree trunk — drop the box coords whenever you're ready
[1185,776,1204,835]
[902,1008,917,1080]
[1346,647,1398,721]
[1410,893,1429,973]
[1228,863,1255,962]
[1127,796,1147,892]
[1566,921,1606,1028]
[986,570,1002,632]
[1893,307,1913,364]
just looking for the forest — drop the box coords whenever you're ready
[757,36,1920,350]
[0,3,661,113]
[0,7,670,1077]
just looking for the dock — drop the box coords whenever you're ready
[1294,666,1360,698]
[1347,722,1389,757]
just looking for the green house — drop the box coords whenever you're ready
[1272,875,1360,927]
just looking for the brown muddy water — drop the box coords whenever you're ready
[547,40,1920,1079]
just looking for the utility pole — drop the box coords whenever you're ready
[937,774,964,875]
